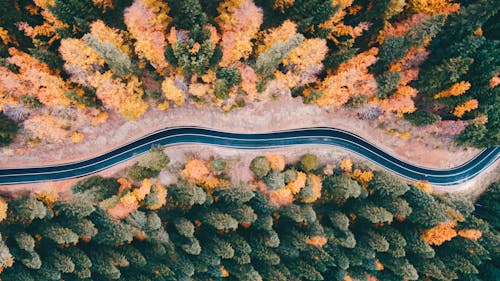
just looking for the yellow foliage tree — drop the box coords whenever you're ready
[132,178,153,201]
[162,77,186,105]
[453,99,478,118]
[434,81,471,99]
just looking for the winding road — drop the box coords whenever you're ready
[0,127,498,186]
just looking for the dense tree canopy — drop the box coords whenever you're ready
[0,0,498,148]
[0,154,497,280]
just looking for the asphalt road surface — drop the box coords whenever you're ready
[0,127,498,186]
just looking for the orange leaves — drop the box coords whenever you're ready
[301,174,323,203]
[375,259,384,271]
[90,20,130,55]
[93,0,114,11]
[282,38,328,73]
[415,180,433,194]
[453,99,478,118]
[257,20,297,55]
[182,159,210,185]
[273,0,295,12]
[409,0,459,15]
[340,158,353,173]
[17,4,68,46]
[457,229,482,241]
[237,62,258,99]
[91,111,109,126]
[216,0,263,66]
[3,48,71,108]
[489,73,500,88]
[182,158,224,193]
[92,73,148,120]
[388,48,429,85]
[318,0,369,46]
[434,81,471,99]
[71,131,84,143]
[23,114,70,143]
[0,27,12,45]
[351,169,374,188]
[109,179,153,218]
[124,0,171,71]
[316,48,378,108]
[422,220,457,246]
[379,85,418,116]
[146,183,167,210]
[286,172,307,194]
[60,36,148,120]
[266,154,286,171]
[306,235,328,247]
[59,38,105,77]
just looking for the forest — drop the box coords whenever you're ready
[0,150,498,280]
[0,0,498,148]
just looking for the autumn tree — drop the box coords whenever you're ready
[216,0,263,66]
[124,0,171,72]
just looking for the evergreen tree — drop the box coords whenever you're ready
[0,112,18,147]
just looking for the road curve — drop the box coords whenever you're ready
[0,127,498,186]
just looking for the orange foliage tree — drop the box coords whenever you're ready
[316,48,378,108]
[216,0,263,66]
[23,114,70,143]
[409,0,460,15]
[89,20,131,55]
[17,0,69,47]
[422,220,457,246]
[0,48,71,108]
[279,38,328,88]
[434,81,471,99]
[453,99,478,118]
[60,38,148,120]
[318,0,370,47]
[457,229,482,241]
[124,0,171,72]
[379,85,418,116]
[256,20,297,55]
